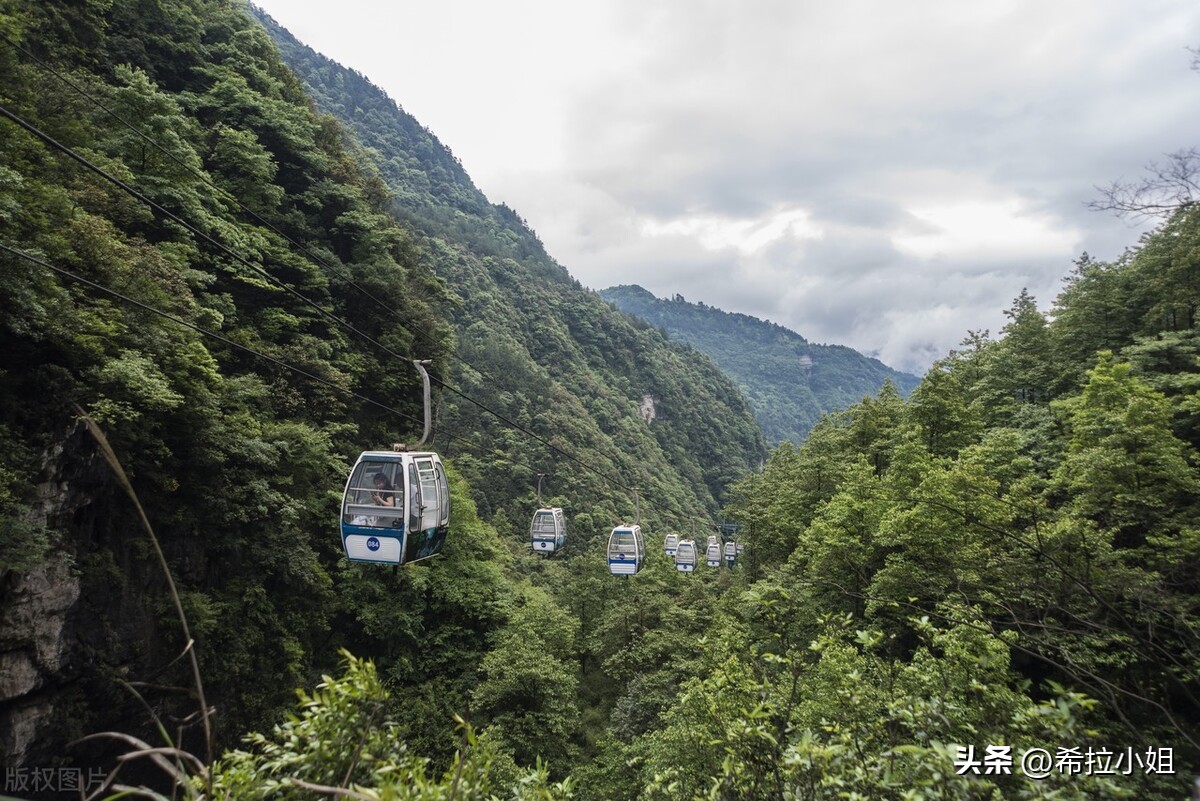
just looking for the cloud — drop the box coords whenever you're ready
[254,0,1200,373]
[639,207,822,254]
[522,0,1200,372]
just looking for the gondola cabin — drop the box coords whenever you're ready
[663,532,680,556]
[341,451,450,566]
[705,536,722,568]
[723,540,738,566]
[607,524,645,576]
[675,539,697,572]
[531,507,566,554]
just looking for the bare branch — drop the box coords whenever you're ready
[1089,148,1200,219]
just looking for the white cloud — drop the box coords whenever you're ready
[253,0,1200,373]
[893,198,1081,263]
[640,207,822,254]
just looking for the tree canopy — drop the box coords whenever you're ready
[0,3,1198,800]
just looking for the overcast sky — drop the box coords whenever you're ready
[252,0,1200,375]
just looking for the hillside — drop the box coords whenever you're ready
[601,284,921,443]
[1,1,1198,799]
[251,8,768,524]
[0,0,765,790]
[0,0,768,781]
[0,0,465,770]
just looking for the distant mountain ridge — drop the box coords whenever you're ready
[600,285,921,444]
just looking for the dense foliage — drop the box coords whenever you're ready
[0,0,762,793]
[0,0,470,755]
[600,284,920,445]
[1,1,1198,799]
[254,8,769,528]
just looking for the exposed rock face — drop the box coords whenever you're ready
[0,553,81,764]
[639,394,657,423]
[1,424,193,779]
[0,430,96,767]
[0,650,40,701]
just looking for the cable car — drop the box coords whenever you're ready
[607,524,645,575]
[675,539,697,572]
[341,450,450,565]
[340,360,449,566]
[705,535,722,568]
[531,507,566,554]
[663,531,680,556]
[529,474,566,554]
[723,540,738,567]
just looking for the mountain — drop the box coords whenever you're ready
[251,8,768,522]
[4,1,1198,797]
[0,0,764,786]
[600,284,921,444]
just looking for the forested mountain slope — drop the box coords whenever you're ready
[601,284,921,444]
[0,0,464,771]
[670,233,1200,799]
[249,15,1200,794]
[2,1,1198,799]
[0,0,764,794]
[252,6,767,530]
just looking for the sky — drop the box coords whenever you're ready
[251,0,1200,375]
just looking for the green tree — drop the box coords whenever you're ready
[1051,352,1199,545]
[204,650,571,800]
[907,356,982,457]
[472,588,581,770]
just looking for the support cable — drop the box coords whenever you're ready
[0,101,639,495]
[0,93,721,518]
[0,33,513,392]
[0,241,438,439]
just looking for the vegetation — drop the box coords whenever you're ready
[0,1,1197,799]
[600,284,921,445]
[253,8,768,527]
[0,0,760,790]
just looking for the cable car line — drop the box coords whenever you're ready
[0,49,678,506]
[8,236,722,569]
[0,100,723,539]
[0,241,442,440]
[6,46,740,576]
[0,35,519,402]
[0,102,652,502]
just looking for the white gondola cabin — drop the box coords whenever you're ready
[341,451,450,566]
[663,531,680,556]
[531,507,566,554]
[675,539,697,572]
[723,540,738,566]
[705,535,722,568]
[607,524,645,576]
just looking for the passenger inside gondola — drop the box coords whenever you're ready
[371,473,396,507]
[369,471,401,528]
